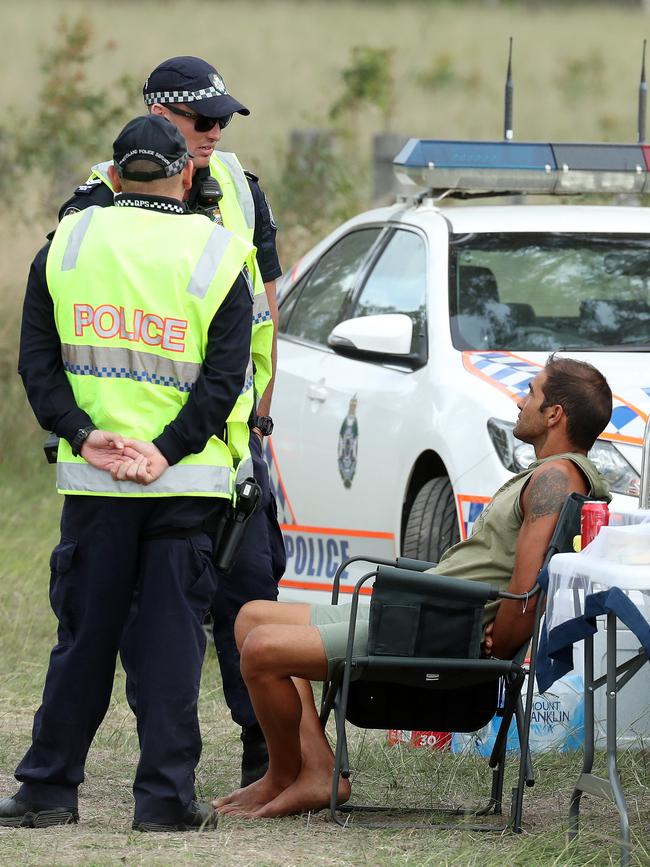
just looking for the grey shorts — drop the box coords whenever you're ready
[310,602,371,681]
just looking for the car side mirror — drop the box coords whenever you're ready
[328,314,424,369]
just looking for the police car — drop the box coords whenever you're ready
[267,139,650,602]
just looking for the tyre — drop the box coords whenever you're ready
[402,476,460,563]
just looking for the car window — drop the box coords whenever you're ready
[351,228,427,351]
[278,280,302,332]
[281,228,382,344]
[449,233,650,351]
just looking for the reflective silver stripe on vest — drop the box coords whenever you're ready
[252,292,271,325]
[61,344,200,392]
[216,152,255,231]
[186,225,234,299]
[240,358,254,394]
[61,207,98,271]
[58,462,231,495]
[235,457,254,488]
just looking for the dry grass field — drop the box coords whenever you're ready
[1,1,649,864]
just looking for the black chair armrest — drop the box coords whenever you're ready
[497,582,542,602]
[331,555,438,603]
[395,556,437,571]
[331,555,396,603]
[376,565,501,604]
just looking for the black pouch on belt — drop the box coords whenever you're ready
[212,477,262,572]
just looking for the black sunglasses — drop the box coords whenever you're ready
[166,104,233,132]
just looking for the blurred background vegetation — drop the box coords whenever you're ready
[1,0,649,470]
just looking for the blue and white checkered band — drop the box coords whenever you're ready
[114,195,185,214]
[144,83,230,106]
[164,153,189,176]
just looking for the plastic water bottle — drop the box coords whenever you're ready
[451,671,584,755]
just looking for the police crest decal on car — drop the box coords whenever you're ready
[338,396,359,489]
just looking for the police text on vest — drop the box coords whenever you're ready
[74,304,187,352]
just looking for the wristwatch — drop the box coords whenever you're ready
[253,415,274,437]
[70,425,96,457]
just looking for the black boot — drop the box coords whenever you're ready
[132,800,218,832]
[0,795,78,828]
[240,723,269,787]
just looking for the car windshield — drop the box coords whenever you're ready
[448,233,650,351]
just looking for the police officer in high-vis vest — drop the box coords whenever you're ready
[58,56,286,787]
[1,115,255,831]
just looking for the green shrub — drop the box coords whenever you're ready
[0,15,139,221]
[268,131,369,266]
[330,45,396,132]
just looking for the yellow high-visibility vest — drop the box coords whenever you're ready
[46,204,255,497]
[88,153,274,407]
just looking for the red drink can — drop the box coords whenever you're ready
[581,501,609,547]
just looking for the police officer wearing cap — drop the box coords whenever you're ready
[58,56,286,786]
[1,115,255,831]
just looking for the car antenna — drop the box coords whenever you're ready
[638,39,647,144]
[504,37,514,141]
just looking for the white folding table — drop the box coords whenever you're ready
[543,515,650,867]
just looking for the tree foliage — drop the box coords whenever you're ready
[329,46,395,131]
[0,16,139,217]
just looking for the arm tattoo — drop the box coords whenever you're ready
[525,467,570,522]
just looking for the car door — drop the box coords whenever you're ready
[270,227,386,595]
[274,225,429,598]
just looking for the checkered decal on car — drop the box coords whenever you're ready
[462,499,487,538]
[462,350,649,447]
[603,400,648,444]
[464,351,539,399]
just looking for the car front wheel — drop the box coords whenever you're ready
[402,476,460,563]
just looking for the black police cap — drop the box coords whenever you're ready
[143,56,250,119]
[112,115,191,181]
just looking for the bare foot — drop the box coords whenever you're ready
[212,772,295,815]
[249,767,351,819]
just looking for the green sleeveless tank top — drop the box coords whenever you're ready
[430,453,610,620]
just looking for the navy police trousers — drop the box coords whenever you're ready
[211,431,286,727]
[120,433,286,729]
[15,495,223,824]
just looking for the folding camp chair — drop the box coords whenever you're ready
[319,492,589,830]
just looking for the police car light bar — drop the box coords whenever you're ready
[393,139,650,196]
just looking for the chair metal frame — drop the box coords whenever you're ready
[319,494,586,831]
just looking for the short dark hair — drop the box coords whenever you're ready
[541,355,612,451]
[116,158,164,179]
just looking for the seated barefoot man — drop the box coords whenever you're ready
[214,356,613,818]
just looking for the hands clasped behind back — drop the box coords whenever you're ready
[80,430,169,485]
